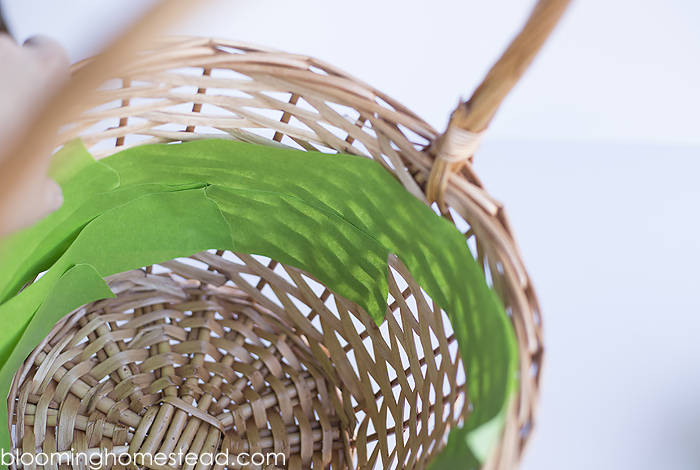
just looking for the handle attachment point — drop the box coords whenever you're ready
[426,0,571,209]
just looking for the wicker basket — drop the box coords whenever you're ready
[6,1,569,469]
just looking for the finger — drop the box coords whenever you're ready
[0,177,63,237]
[22,35,70,77]
[44,178,64,214]
[0,32,16,46]
[0,177,63,238]
[0,32,18,63]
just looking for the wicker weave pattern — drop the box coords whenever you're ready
[10,253,463,470]
[9,37,543,470]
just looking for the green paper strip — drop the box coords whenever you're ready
[0,140,120,303]
[207,185,390,319]
[0,139,518,468]
[0,264,115,454]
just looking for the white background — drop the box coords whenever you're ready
[4,1,700,469]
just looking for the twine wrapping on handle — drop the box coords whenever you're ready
[435,124,485,164]
[425,117,486,210]
[426,0,571,210]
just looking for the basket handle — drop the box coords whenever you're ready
[426,0,571,208]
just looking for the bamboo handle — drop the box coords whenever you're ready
[427,0,572,208]
[454,0,571,132]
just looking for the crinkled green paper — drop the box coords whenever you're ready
[0,139,518,469]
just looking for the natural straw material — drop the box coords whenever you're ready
[7,0,570,468]
[6,37,538,470]
[11,266,352,470]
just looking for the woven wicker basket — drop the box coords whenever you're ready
[6,1,569,469]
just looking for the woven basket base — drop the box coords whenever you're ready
[10,250,465,470]
[10,255,357,470]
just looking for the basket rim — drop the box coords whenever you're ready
[64,36,543,469]
[3,32,544,470]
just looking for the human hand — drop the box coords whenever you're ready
[0,34,70,237]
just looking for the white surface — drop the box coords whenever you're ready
[475,141,700,470]
[3,1,700,468]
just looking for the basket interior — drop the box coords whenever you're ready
[8,37,541,470]
[11,251,465,470]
